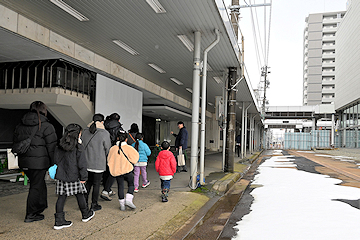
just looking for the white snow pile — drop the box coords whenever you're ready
[233,152,360,240]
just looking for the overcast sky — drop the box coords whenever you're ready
[227,0,347,106]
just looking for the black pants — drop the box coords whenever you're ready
[56,193,87,213]
[236,145,241,157]
[24,169,47,216]
[103,166,115,193]
[115,172,134,200]
[85,172,102,205]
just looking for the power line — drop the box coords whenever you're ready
[266,0,272,65]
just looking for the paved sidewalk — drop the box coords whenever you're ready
[0,151,257,239]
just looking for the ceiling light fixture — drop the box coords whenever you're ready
[146,0,167,13]
[177,35,194,52]
[50,0,89,21]
[208,102,214,106]
[213,77,223,84]
[148,63,166,73]
[186,88,193,93]
[207,63,213,71]
[113,40,139,55]
[170,77,183,85]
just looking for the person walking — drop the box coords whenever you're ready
[127,123,139,146]
[155,141,177,202]
[107,130,139,211]
[101,113,124,201]
[131,133,151,193]
[170,121,188,172]
[81,114,111,211]
[13,101,57,223]
[53,124,95,230]
[236,134,241,157]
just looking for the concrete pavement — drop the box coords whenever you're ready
[0,151,259,240]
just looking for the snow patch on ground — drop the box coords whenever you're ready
[233,155,360,240]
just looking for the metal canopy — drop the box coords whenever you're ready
[0,0,260,117]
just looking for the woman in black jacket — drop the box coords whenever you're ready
[13,101,57,223]
[53,123,94,230]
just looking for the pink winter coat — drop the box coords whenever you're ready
[155,150,177,176]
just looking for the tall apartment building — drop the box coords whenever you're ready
[303,11,346,106]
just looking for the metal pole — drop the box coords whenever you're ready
[225,67,237,172]
[244,103,251,157]
[190,31,201,189]
[200,29,220,185]
[331,113,335,147]
[241,102,245,158]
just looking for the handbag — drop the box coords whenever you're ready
[177,148,185,166]
[12,126,38,156]
[48,164,58,179]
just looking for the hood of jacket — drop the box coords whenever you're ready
[157,149,174,160]
[21,112,48,126]
[87,121,105,129]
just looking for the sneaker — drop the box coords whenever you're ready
[142,181,150,188]
[91,203,102,211]
[82,210,95,223]
[100,192,112,201]
[134,188,139,193]
[162,196,168,202]
[109,190,116,197]
[24,213,44,223]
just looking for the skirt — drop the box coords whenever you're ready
[56,180,87,196]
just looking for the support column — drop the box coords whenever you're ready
[190,31,201,189]
[241,102,245,159]
[244,104,251,157]
[312,117,316,131]
[331,113,335,147]
[225,67,237,172]
[249,114,253,153]
[343,112,346,147]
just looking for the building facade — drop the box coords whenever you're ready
[303,11,345,106]
[335,0,360,148]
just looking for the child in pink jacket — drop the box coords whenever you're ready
[155,141,177,202]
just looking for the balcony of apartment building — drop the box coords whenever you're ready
[322,67,335,76]
[322,24,337,33]
[304,81,308,87]
[322,50,336,59]
[304,55,309,63]
[322,58,335,67]
[322,77,335,84]
[323,17,341,24]
[322,33,336,41]
[322,42,336,51]
[304,64,308,71]
[322,85,335,94]
[304,72,308,79]
[322,93,335,102]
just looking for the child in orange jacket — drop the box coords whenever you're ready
[155,141,177,202]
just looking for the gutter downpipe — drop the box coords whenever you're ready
[242,103,251,158]
[200,29,220,185]
[190,31,202,190]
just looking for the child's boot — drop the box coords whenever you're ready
[81,208,95,222]
[161,189,169,202]
[119,199,126,211]
[54,212,72,230]
[125,193,136,209]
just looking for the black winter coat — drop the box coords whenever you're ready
[173,127,188,149]
[54,144,88,182]
[104,119,123,146]
[13,112,57,169]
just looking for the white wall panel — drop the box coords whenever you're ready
[95,74,142,131]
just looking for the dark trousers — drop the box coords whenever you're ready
[161,179,171,190]
[24,169,47,216]
[236,144,241,157]
[115,172,134,200]
[56,193,87,213]
[85,172,102,205]
[103,166,115,193]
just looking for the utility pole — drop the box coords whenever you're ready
[225,67,237,172]
[224,0,240,173]
[262,66,268,115]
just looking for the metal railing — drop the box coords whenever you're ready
[0,59,96,102]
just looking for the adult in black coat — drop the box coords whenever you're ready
[171,121,188,172]
[13,101,57,223]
